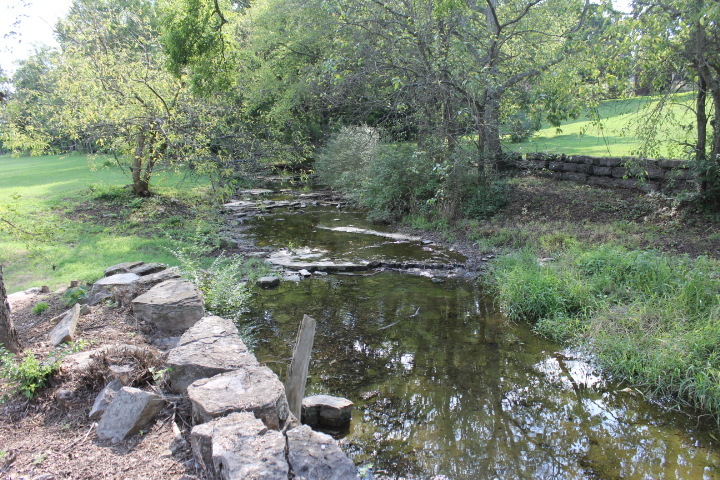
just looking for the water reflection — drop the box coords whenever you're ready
[245,206,466,265]
[240,273,720,480]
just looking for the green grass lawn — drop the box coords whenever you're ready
[505,92,697,157]
[0,153,213,292]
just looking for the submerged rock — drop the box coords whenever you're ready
[257,276,280,288]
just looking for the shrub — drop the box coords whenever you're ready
[316,128,441,222]
[315,125,379,194]
[168,231,270,334]
[360,144,439,222]
[316,127,508,223]
[461,180,509,219]
[1,349,60,400]
[32,302,49,315]
[62,285,88,307]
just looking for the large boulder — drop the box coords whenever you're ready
[187,367,290,429]
[87,273,141,305]
[132,279,205,333]
[286,425,358,480]
[166,316,259,393]
[191,412,289,480]
[96,387,164,442]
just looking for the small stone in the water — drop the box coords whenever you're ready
[361,390,379,400]
[301,395,353,428]
[257,276,280,288]
[299,269,312,277]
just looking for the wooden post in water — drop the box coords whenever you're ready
[285,314,317,420]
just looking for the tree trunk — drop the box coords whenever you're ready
[132,130,151,197]
[696,75,707,163]
[0,265,21,354]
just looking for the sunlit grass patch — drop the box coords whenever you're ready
[0,154,213,291]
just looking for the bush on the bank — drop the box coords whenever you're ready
[493,245,720,417]
[315,126,508,223]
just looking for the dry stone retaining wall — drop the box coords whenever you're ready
[506,153,696,193]
[80,261,358,479]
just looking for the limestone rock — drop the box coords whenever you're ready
[257,276,280,288]
[187,367,290,429]
[88,273,141,305]
[105,261,145,277]
[129,263,167,276]
[132,279,205,333]
[167,316,259,393]
[89,379,123,420]
[191,412,288,480]
[49,304,81,346]
[96,387,164,442]
[137,267,182,288]
[301,395,353,428]
[286,425,358,480]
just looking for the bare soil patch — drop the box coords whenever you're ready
[465,176,720,258]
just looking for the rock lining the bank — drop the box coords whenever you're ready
[80,261,358,479]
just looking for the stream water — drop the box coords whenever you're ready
[234,193,720,480]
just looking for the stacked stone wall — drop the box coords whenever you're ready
[507,153,696,193]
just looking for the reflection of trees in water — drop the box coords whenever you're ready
[243,274,720,479]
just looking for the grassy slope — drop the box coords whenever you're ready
[0,154,210,292]
[505,92,696,157]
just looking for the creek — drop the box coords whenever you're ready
[229,189,720,480]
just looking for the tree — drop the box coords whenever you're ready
[0,265,21,354]
[0,48,70,155]
[239,0,610,169]
[49,0,198,196]
[632,0,720,205]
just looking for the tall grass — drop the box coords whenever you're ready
[493,244,720,417]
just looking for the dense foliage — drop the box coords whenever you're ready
[2,0,719,208]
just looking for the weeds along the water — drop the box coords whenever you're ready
[492,244,720,417]
[166,229,272,349]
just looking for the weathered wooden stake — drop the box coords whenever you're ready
[285,314,316,420]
